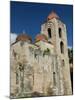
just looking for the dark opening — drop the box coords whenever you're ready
[62,59,65,66]
[16,72,19,84]
[60,41,64,53]
[53,72,56,86]
[59,28,62,38]
[70,68,73,94]
[48,28,51,38]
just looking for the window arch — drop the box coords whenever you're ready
[48,28,51,38]
[60,41,64,53]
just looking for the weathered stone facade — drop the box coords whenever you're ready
[10,12,72,98]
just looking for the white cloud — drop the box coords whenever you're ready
[10,33,17,44]
[68,46,73,49]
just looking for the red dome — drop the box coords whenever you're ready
[47,11,59,20]
[35,34,48,42]
[16,34,32,42]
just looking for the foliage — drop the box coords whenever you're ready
[68,48,73,63]
[43,48,50,56]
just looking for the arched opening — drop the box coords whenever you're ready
[59,28,62,38]
[53,72,56,86]
[60,41,64,53]
[48,28,51,38]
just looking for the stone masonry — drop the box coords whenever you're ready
[10,11,72,98]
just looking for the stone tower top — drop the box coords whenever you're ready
[47,11,59,20]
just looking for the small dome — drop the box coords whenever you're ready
[16,34,32,42]
[35,34,48,42]
[47,11,59,20]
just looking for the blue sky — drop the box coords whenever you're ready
[10,1,73,47]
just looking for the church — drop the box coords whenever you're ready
[10,11,72,98]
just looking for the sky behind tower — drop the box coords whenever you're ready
[10,1,73,47]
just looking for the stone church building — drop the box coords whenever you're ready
[10,11,72,98]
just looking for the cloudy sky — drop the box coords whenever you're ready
[10,1,73,47]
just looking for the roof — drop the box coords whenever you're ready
[35,34,48,42]
[47,11,59,20]
[16,34,32,42]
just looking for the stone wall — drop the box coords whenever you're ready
[41,18,72,95]
[10,41,61,98]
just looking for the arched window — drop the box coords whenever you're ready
[60,41,64,53]
[53,72,56,86]
[48,28,51,38]
[59,28,62,38]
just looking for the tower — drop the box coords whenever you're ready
[41,11,72,95]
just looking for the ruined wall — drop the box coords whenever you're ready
[10,41,61,98]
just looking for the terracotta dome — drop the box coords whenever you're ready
[47,11,59,20]
[16,34,32,42]
[35,34,48,42]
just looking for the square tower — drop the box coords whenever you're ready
[41,11,72,95]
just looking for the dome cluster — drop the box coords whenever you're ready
[15,33,48,43]
[14,11,59,44]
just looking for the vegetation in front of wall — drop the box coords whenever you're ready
[68,48,73,64]
[43,48,50,56]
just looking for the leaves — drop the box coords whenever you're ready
[43,48,50,56]
[68,48,73,63]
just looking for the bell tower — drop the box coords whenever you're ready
[41,11,72,95]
